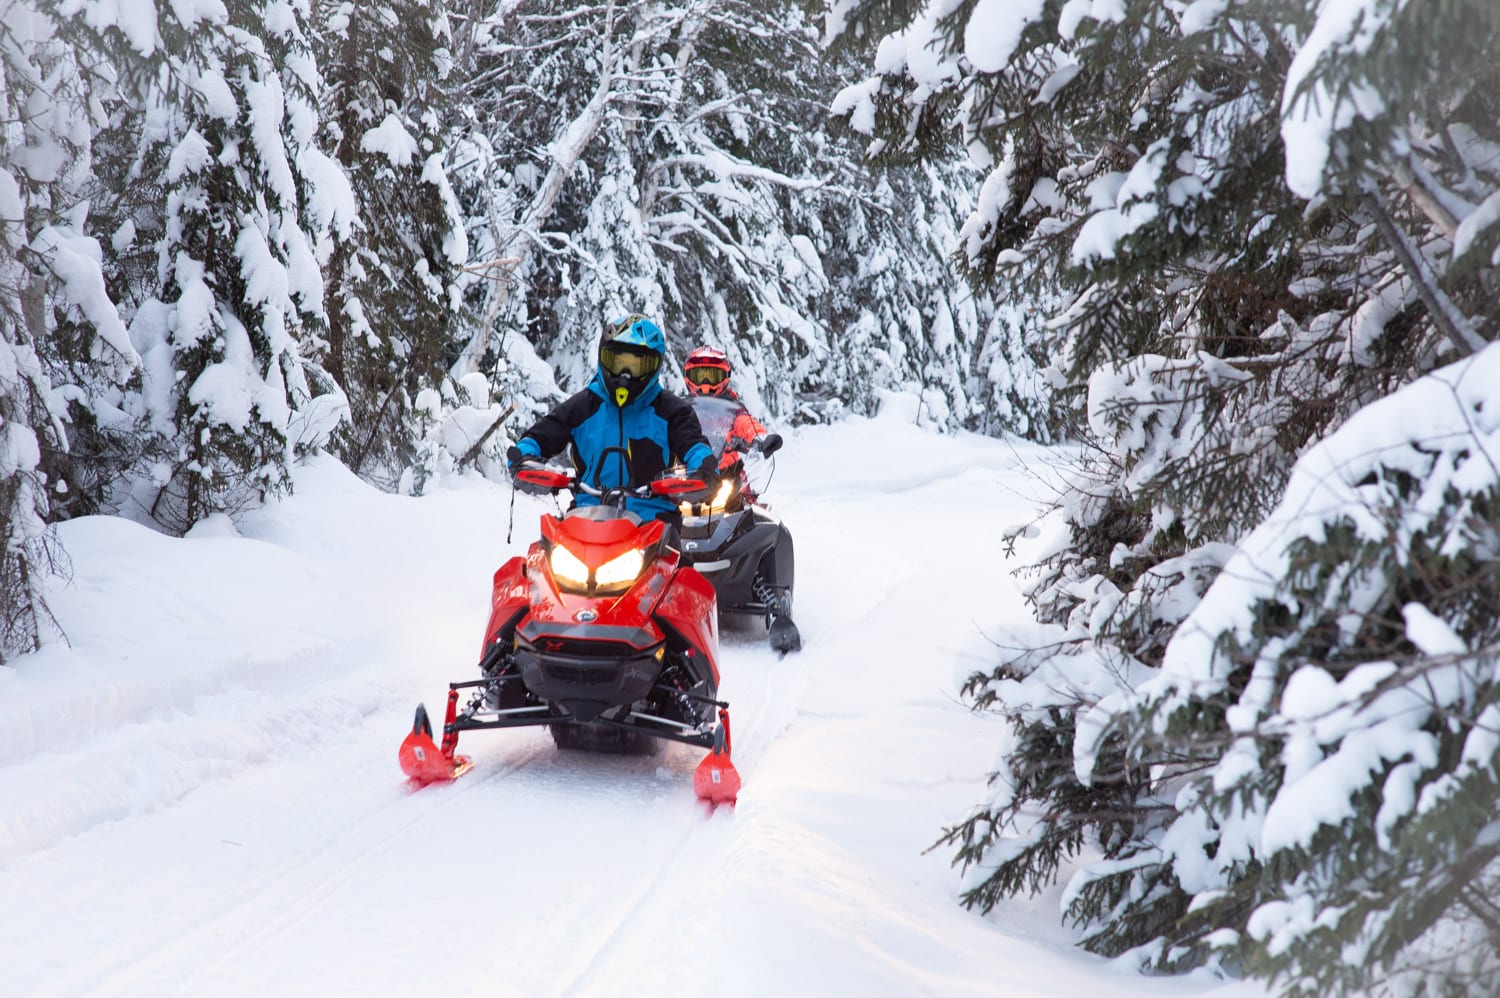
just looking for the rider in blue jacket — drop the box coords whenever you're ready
[506,315,718,522]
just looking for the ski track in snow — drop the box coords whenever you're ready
[0,412,1264,997]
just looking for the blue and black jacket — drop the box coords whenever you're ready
[514,371,715,521]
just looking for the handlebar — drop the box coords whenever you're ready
[725,433,782,457]
[513,461,711,503]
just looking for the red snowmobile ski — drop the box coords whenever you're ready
[399,460,740,804]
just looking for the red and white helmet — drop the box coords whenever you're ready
[684,346,732,397]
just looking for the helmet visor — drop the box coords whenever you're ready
[686,365,728,386]
[601,344,660,379]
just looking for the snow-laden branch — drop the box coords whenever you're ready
[1363,191,1485,356]
[455,0,620,376]
[649,150,830,193]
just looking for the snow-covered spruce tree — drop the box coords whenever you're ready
[831,0,1500,984]
[0,126,62,657]
[453,0,842,410]
[1092,344,1500,995]
[0,331,62,661]
[0,4,157,652]
[1079,2,1500,990]
[0,5,148,530]
[0,78,53,659]
[444,0,1032,440]
[103,0,349,532]
[825,5,1055,436]
[313,0,478,489]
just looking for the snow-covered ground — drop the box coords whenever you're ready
[1,405,1264,997]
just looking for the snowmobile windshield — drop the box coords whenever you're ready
[564,504,643,526]
[688,395,746,458]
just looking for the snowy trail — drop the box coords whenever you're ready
[0,409,1262,997]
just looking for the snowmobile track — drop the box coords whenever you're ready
[65,739,554,997]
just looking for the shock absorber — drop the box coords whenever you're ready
[752,574,787,622]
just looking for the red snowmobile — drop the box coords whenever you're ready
[398,459,740,804]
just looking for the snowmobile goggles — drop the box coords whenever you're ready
[600,344,660,379]
[686,365,728,386]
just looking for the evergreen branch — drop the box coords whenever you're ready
[1362,190,1485,355]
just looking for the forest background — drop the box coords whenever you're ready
[3,0,1499,994]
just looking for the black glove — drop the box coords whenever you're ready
[692,454,720,487]
[508,444,551,495]
[756,433,783,456]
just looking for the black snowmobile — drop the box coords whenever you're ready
[675,395,801,653]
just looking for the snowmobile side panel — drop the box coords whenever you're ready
[654,566,719,680]
[484,557,532,651]
[491,555,529,603]
[688,519,789,613]
[680,509,746,554]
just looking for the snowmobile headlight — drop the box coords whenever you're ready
[549,543,590,589]
[679,478,738,518]
[709,479,735,512]
[594,548,644,590]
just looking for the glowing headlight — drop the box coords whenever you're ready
[680,479,738,518]
[549,544,590,587]
[595,549,644,589]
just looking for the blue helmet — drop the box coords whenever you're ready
[599,314,666,407]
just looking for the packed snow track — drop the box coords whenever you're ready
[0,406,1262,997]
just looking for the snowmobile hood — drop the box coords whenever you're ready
[542,513,665,570]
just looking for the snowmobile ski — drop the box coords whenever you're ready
[399,697,472,784]
[692,706,741,807]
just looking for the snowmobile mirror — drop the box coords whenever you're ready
[758,433,783,456]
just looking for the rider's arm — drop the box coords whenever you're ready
[661,394,715,474]
[730,411,768,449]
[515,390,601,461]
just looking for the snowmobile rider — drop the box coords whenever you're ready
[682,345,800,652]
[683,346,783,486]
[506,315,719,526]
